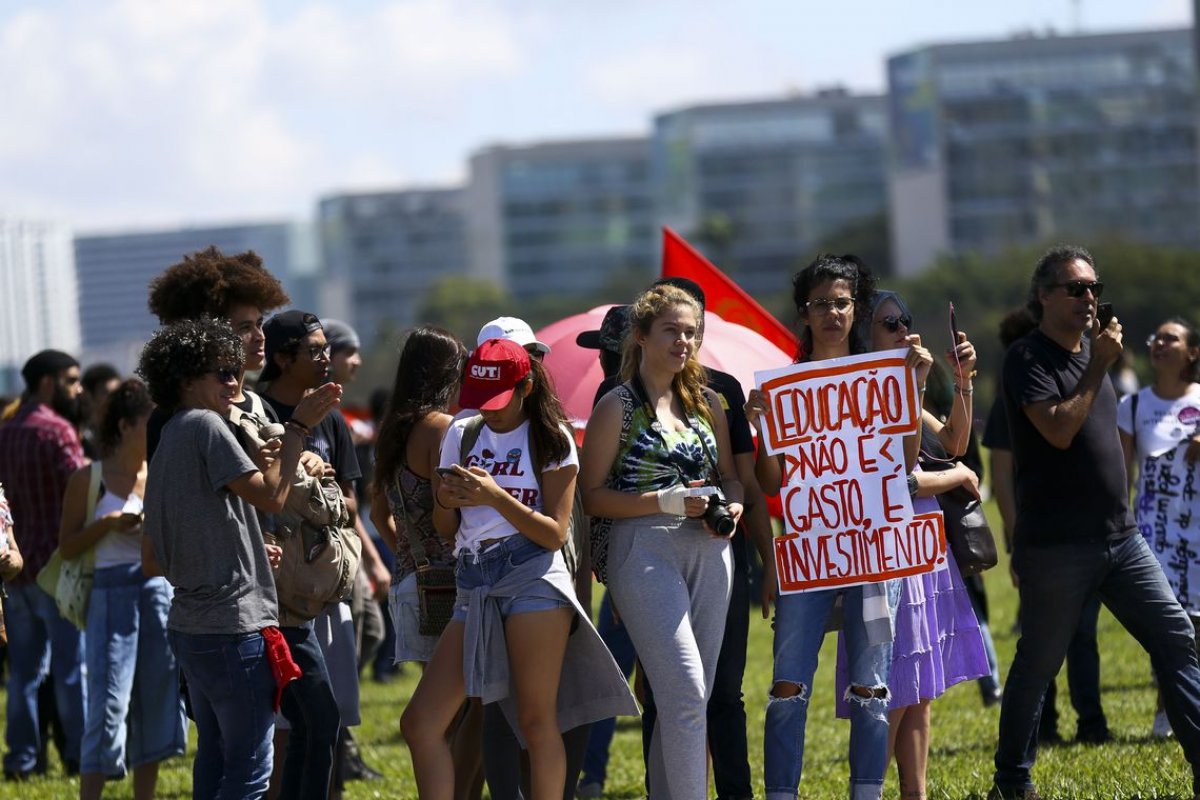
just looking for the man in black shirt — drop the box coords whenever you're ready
[991,246,1200,800]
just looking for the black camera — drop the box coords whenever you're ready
[703,494,737,537]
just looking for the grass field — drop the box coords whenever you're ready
[2,502,1196,798]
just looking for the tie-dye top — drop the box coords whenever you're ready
[612,401,718,494]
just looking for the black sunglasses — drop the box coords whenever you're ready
[211,366,239,384]
[1050,280,1104,299]
[877,314,913,333]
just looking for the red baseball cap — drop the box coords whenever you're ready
[459,338,531,411]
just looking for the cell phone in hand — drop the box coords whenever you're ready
[435,467,457,478]
[1096,302,1114,328]
[949,301,960,342]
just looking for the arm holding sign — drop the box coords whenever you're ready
[903,335,935,470]
[744,388,784,495]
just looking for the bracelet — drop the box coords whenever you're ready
[284,420,309,438]
[917,383,927,394]
[954,384,974,396]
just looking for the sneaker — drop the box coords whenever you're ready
[1075,725,1112,745]
[575,781,603,798]
[1153,709,1174,739]
[983,688,1004,708]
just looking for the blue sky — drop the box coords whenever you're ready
[0,0,1188,231]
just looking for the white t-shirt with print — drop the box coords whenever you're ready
[439,418,579,554]
[1117,384,1200,460]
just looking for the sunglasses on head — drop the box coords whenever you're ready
[877,314,913,333]
[1051,280,1104,299]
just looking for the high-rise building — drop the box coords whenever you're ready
[73,222,316,374]
[888,28,1198,276]
[466,138,656,299]
[653,91,890,293]
[317,188,469,347]
[0,218,81,395]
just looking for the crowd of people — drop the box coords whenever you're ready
[0,243,1198,800]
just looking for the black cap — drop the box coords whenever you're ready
[576,305,631,355]
[261,310,322,381]
[21,350,78,393]
[653,276,706,310]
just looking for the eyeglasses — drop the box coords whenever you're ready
[306,344,332,361]
[210,366,239,384]
[1147,332,1182,348]
[804,297,854,316]
[1050,280,1104,299]
[877,314,913,333]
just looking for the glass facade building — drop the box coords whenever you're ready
[318,189,468,347]
[467,139,656,299]
[653,92,890,293]
[889,28,1198,275]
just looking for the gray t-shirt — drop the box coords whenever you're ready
[145,408,278,634]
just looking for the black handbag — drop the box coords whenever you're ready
[937,485,998,576]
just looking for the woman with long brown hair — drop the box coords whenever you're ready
[580,284,745,799]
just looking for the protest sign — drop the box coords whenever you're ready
[755,349,946,593]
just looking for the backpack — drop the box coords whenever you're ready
[458,415,586,577]
[231,392,362,626]
[588,384,636,584]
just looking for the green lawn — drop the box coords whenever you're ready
[3,506,1196,798]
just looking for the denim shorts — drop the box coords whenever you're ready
[451,534,571,623]
[388,570,442,663]
[82,564,186,777]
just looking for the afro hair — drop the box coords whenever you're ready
[137,317,245,411]
[147,246,290,324]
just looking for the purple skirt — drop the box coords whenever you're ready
[836,495,990,714]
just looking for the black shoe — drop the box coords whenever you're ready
[1075,726,1112,745]
[983,688,1003,707]
[342,751,383,782]
[3,770,33,782]
[987,786,1042,800]
[1037,727,1063,745]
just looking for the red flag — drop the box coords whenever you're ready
[661,227,797,355]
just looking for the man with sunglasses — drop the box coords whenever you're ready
[991,246,1200,800]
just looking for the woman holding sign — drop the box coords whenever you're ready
[834,289,989,800]
[580,283,744,800]
[745,254,929,800]
[1118,317,1200,739]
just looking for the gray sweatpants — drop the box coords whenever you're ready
[606,513,732,800]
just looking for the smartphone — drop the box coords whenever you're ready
[949,301,960,342]
[435,467,457,478]
[1096,302,1114,328]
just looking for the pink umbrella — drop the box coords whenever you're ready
[537,305,794,429]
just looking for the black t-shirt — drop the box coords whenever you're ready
[981,393,1010,452]
[261,394,361,486]
[1002,329,1135,546]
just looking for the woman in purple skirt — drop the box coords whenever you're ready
[838,290,991,799]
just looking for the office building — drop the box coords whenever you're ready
[888,28,1198,276]
[0,218,80,395]
[74,222,317,373]
[653,91,890,293]
[466,138,656,299]
[318,188,469,347]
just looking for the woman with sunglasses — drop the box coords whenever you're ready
[833,290,989,800]
[1118,317,1200,739]
[745,255,928,800]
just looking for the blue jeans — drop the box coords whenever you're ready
[2,582,86,774]
[995,534,1200,793]
[82,565,185,777]
[764,584,897,800]
[170,630,276,800]
[580,590,637,787]
[278,624,340,800]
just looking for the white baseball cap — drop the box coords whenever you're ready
[477,316,551,355]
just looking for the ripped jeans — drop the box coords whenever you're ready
[764,584,897,800]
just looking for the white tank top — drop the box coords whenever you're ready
[93,486,144,569]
